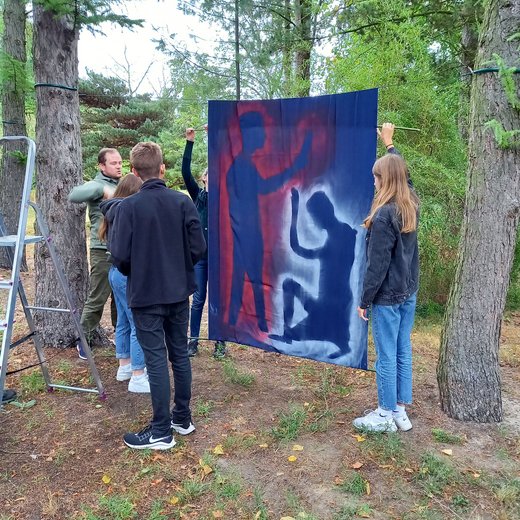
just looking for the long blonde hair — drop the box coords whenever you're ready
[363,154,419,233]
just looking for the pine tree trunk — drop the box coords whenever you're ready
[437,0,520,422]
[32,4,88,347]
[293,0,312,97]
[0,0,27,269]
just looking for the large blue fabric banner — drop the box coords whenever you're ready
[207,90,378,369]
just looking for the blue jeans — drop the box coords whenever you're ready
[190,258,208,339]
[132,301,192,436]
[372,293,417,411]
[108,266,145,371]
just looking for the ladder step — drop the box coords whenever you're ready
[25,306,72,313]
[0,235,44,246]
[0,280,13,289]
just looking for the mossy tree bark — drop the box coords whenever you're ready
[437,0,520,422]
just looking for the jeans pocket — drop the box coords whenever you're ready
[133,311,162,332]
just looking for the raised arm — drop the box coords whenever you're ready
[289,188,320,259]
[378,122,412,186]
[68,179,104,203]
[258,131,312,195]
[181,128,203,202]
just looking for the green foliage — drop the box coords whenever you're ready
[82,494,137,520]
[324,0,467,305]
[339,472,368,496]
[415,452,457,495]
[271,404,308,441]
[431,428,465,445]
[221,358,255,387]
[492,54,520,110]
[484,119,520,149]
[20,370,46,394]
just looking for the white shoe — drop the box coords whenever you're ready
[128,373,150,393]
[116,364,133,381]
[353,409,397,432]
[393,410,412,431]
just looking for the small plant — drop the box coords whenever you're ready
[20,370,46,394]
[416,452,457,495]
[222,433,257,451]
[361,431,405,464]
[179,478,208,503]
[222,358,255,387]
[339,472,368,496]
[252,488,269,520]
[495,476,520,509]
[82,494,137,520]
[451,494,469,511]
[194,398,214,417]
[333,505,357,520]
[431,428,465,445]
[213,473,243,500]
[271,404,307,441]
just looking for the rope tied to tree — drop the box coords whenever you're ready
[34,83,78,91]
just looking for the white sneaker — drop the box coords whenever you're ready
[393,410,412,431]
[128,373,150,393]
[353,409,397,432]
[116,364,133,381]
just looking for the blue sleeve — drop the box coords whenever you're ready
[182,140,203,202]
[109,201,132,276]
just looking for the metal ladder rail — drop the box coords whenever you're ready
[29,201,105,396]
[0,136,105,404]
[0,136,37,404]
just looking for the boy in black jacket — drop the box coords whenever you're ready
[110,142,206,450]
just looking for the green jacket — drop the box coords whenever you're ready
[69,172,119,250]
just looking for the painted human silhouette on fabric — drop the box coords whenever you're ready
[270,188,357,355]
[226,112,312,332]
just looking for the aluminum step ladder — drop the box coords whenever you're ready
[0,136,105,407]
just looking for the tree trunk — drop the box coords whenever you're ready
[0,0,27,269]
[33,4,88,347]
[437,0,520,422]
[293,0,312,97]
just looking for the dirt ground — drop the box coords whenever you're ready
[1,269,519,520]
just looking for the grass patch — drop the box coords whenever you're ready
[431,428,465,445]
[179,478,209,503]
[221,359,255,387]
[212,473,243,500]
[360,431,405,464]
[339,472,369,496]
[20,370,46,394]
[494,476,520,511]
[415,452,457,495]
[222,433,258,451]
[194,398,214,417]
[271,404,307,441]
[82,494,137,520]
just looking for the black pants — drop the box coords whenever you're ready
[132,300,192,436]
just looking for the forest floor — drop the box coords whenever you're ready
[1,267,519,520]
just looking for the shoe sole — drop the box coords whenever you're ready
[171,423,196,435]
[128,386,151,393]
[124,439,176,450]
[76,345,88,361]
[395,422,413,432]
[353,423,398,433]
[116,374,132,382]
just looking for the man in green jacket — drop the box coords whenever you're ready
[69,148,122,358]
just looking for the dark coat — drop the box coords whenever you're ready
[108,178,207,308]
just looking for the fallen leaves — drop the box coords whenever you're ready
[441,448,453,456]
[213,444,224,455]
[101,474,111,485]
[292,444,304,451]
[287,455,297,462]
[351,433,366,443]
[351,461,364,469]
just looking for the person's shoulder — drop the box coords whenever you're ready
[374,203,397,222]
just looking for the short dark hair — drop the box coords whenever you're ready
[98,148,119,165]
[130,142,163,180]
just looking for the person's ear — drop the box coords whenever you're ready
[159,164,166,179]
[132,167,142,179]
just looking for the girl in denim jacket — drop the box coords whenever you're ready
[354,123,419,433]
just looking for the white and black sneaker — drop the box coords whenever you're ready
[171,418,196,435]
[123,425,175,450]
[353,409,397,433]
